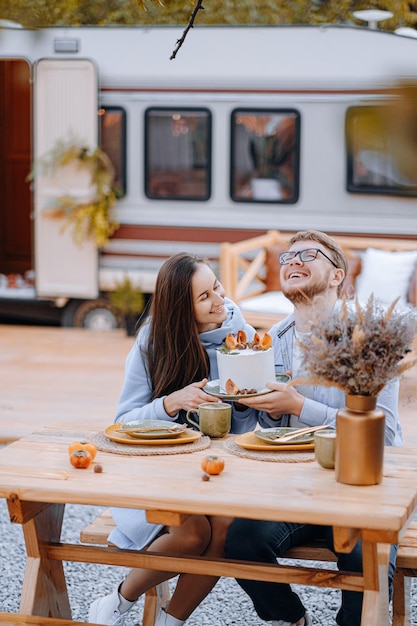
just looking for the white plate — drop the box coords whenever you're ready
[203,374,290,401]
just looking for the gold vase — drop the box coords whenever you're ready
[335,395,385,486]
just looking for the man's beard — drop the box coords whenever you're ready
[282,273,331,305]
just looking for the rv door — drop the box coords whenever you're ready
[34,58,98,299]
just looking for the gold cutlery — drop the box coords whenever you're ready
[272,423,331,443]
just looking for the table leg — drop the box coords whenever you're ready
[361,541,390,626]
[19,503,71,618]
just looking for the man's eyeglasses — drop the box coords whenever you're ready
[279,248,338,268]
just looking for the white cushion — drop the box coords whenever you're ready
[355,248,417,307]
[239,291,294,316]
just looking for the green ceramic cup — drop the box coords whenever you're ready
[314,429,336,469]
[186,402,231,438]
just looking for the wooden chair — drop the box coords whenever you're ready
[219,229,287,330]
[219,230,417,331]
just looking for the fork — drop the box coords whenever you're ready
[272,423,330,443]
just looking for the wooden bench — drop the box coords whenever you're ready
[81,510,417,626]
[392,521,417,626]
[0,614,98,625]
[80,509,337,625]
[220,229,417,330]
[80,510,171,626]
[80,509,338,564]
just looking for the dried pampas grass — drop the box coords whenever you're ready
[295,296,417,396]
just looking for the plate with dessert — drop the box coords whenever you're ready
[207,329,289,399]
[204,374,291,401]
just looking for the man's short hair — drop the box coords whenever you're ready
[288,230,348,296]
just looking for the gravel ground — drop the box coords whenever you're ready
[1,498,417,625]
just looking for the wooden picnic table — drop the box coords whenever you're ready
[1,425,417,625]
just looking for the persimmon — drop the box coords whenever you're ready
[225,378,239,395]
[70,449,92,469]
[201,455,225,475]
[68,441,97,460]
[261,332,272,350]
[253,332,261,345]
[225,333,238,350]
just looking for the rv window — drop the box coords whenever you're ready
[230,109,300,204]
[99,106,126,197]
[346,106,417,197]
[144,108,211,201]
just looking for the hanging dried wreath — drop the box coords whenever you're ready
[28,139,119,247]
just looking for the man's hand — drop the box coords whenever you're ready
[237,381,304,419]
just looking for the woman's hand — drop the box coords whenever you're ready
[236,381,304,419]
[163,379,219,416]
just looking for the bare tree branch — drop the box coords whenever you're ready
[170,0,205,60]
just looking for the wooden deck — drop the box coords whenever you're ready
[0,325,132,443]
[1,324,417,445]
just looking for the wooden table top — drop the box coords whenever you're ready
[1,426,417,539]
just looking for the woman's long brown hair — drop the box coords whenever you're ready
[145,253,210,398]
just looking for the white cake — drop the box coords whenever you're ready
[217,346,275,393]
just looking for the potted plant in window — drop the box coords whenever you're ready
[247,116,296,201]
[109,276,145,336]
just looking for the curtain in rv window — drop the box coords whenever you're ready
[99,106,127,197]
[230,109,300,204]
[346,105,417,196]
[144,108,211,200]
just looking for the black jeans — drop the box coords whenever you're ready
[225,518,398,625]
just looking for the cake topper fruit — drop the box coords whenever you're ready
[225,378,257,395]
[260,333,272,350]
[225,378,239,395]
[221,331,272,353]
[225,333,238,350]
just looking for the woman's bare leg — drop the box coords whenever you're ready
[119,514,211,601]
[164,516,234,620]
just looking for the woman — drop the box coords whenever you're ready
[89,253,260,626]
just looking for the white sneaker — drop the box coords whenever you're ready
[155,608,185,626]
[272,612,312,626]
[88,588,133,625]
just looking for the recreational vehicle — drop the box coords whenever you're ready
[0,22,416,328]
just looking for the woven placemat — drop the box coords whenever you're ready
[90,430,211,456]
[223,437,314,463]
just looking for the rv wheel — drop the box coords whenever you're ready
[64,299,119,331]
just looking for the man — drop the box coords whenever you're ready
[225,230,401,626]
